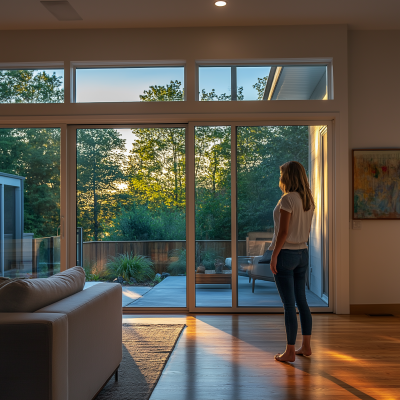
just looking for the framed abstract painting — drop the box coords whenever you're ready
[353,149,400,219]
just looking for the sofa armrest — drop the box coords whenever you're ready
[36,283,122,400]
[0,313,68,400]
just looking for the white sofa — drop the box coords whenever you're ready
[0,271,122,400]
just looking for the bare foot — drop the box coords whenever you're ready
[274,351,295,362]
[295,347,312,356]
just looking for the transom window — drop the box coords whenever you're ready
[198,65,328,101]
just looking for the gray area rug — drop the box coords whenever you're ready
[96,324,185,400]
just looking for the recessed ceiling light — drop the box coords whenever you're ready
[215,1,227,6]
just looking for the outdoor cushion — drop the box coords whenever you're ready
[0,266,85,313]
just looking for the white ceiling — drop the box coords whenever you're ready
[1,0,400,31]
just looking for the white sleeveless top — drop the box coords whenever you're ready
[268,191,314,250]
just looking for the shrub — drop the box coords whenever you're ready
[84,267,101,281]
[198,250,221,270]
[153,275,162,284]
[83,262,116,282]
[104,204,186,241]
[106,253,155,282]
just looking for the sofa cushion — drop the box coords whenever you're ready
[0,277,10,288]
[0,266,85,312]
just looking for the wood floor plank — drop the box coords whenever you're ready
[122,314,400,400]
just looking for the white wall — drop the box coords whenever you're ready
[348,31,400,305]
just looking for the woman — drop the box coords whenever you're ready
[269,161,315,362]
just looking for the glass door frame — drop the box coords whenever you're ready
[187,121,334,313]
[66,121,334,313]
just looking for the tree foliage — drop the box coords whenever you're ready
[76,129,127,241]
[0,70,63,103]
[139,80,184,102]
[195,126,231,240]
[0,128,60,237]
[128,127,186,210]
[106,205,185,241]
[237,125,309,239]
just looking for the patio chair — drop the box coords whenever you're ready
[248,255,275,293]
[224,232,273,287]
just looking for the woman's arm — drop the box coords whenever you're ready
[270,209,291,274]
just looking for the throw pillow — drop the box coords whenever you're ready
[0,266,86,312]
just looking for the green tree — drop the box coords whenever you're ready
[0,128,61,237]
[200,86,244,101]
[0,70,64,103]
[128,127,186,210]
[106,205,185,241]
[237,125,309,239]
[77,129,127,241]
[195,126,231,240]
[0,69,64,237]
[253,76,269,100]
[139,80,184,102]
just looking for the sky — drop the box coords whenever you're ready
[199,66,270,100]
[75,67,185,102]
[117,129,136,155]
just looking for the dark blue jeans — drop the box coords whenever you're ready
[274,249,312,345]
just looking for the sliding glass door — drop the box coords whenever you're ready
[236,125,329,309]
[68,122,332,312]
[189,123,332,312]
[74,125,187,308]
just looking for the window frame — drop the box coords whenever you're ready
[196,59,333,101]
[0,62,65,104]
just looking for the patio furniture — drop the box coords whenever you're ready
[224,256,254,279]
[224,232,273,292]
[196,271,232,288]
[248,256,275,292]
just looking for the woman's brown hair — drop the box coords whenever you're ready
[279,161,315,211]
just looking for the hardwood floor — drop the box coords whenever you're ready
[122,314,400,400]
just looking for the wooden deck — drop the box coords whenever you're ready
[122,313,400,400]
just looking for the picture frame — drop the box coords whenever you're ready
[352,149,400,220]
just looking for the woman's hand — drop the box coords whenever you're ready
[270,255,278,275]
